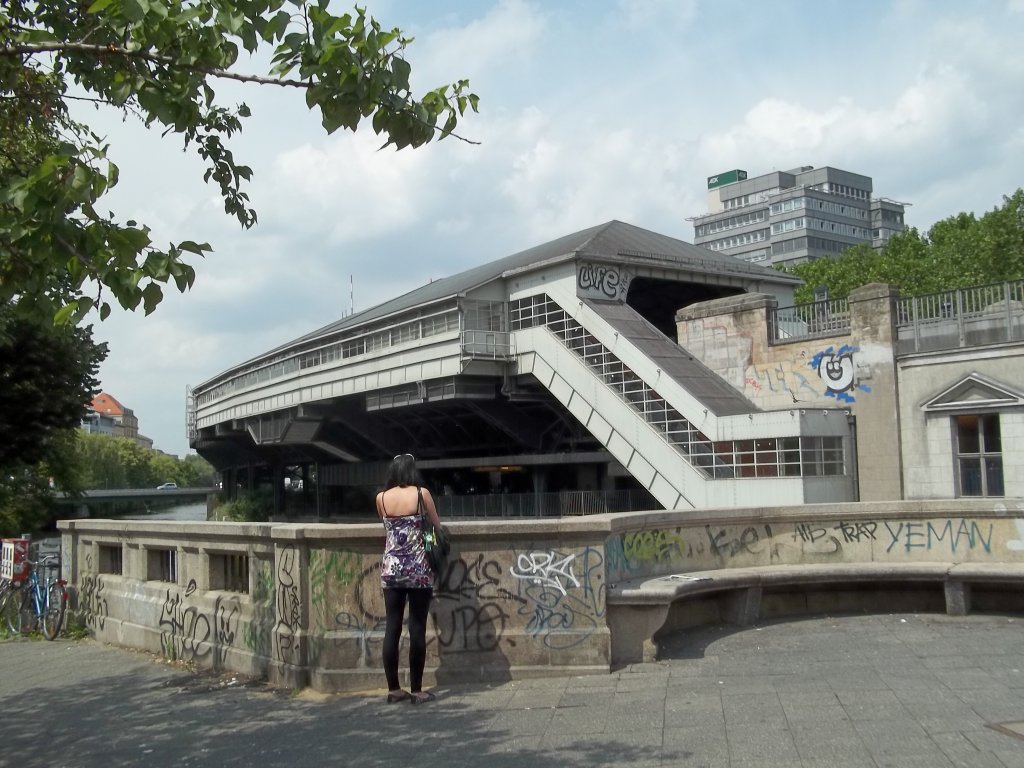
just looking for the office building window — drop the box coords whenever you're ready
[955,414,1004,496]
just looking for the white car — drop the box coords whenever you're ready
[156,482,178,490]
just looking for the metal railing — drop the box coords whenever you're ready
[437,489,654,518]
[768,298,851,344]
[460,329,514,360]
[896,280,1024,354]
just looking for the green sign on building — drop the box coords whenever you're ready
[707,169,748,189]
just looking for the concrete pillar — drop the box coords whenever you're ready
[533,467,548,516]
[847,283,903,500]
[607,604,670,666]
[269,529,310,689]
[944,580,972,616]
[272,463,284,517]
[724,586,762,626]
[676,293,778,394]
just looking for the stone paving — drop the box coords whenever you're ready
[1,613,1023,767]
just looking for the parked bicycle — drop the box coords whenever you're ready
[0,554,67,640]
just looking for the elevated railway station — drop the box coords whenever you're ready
[188,221,855,517]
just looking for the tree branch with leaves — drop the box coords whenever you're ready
[1,0,479,324]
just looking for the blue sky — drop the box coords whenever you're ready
[83,0,1024,456]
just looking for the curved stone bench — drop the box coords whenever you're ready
[607,561,1024,666]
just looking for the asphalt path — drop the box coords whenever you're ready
[1,613,1023,767]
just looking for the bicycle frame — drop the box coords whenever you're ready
[1,555,67,639]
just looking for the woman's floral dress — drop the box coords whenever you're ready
[380,509,433,589]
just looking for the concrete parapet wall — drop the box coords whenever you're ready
[602,499,1024,584]
[59,517,611,692]
[58,498,1024,691]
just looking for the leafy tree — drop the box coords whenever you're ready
[75,431,216,489]
[76,430,127,489]
[0,429,83,536]
[148,451,180,486]
[109,436,145,486]
[785,189,1024,303]
[0,303,106,467]
[180,453,216,487]
[1,1,479,325]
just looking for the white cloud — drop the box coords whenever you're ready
[616,0,698,30]
[417,0,547,86]
[699,64,981,170]
[274,131,434,243]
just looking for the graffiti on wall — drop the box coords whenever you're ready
[157,579,240,669]
[78,553,108,631]
[809,344,871,403]
[308,549,388,664]
[510,547,605,650]
[309,549,363,630]
[434,554,521,653]
[243,562,275,658]
[510,551,580,595]
[745,359,821,402]
[305,545,607,658]
[304,549,525,661]
[606,516,1011,581]
[275,545,302,664]
[159,579,209,662]
[577,262,630,301]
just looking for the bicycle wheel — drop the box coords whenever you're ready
[1,583,26,635]
[42,582,67,640]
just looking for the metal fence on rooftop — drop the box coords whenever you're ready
[768,298,851,344]
[896,280,1024,354]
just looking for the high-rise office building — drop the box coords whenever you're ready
[690,166,907,267]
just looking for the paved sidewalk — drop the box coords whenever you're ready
[1,613,1023,767]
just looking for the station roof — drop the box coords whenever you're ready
[289,220,797,347]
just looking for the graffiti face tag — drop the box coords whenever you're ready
[809,344,870,403]
[820,353,855,392]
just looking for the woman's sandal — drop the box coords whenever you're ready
[386,689,412,703]
[410,691,436,704]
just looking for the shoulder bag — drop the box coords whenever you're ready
[418,487,450,575]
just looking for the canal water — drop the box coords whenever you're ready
[122,502,208,522]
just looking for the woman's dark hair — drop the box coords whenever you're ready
[385,453,422,489]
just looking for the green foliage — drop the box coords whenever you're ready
[0,303,107,467]
[0,302,105,536]
[75,431,214,489]
[1,1,479,325]
[0,470,53,538]
[0,430,87,537]
[0,429,217,536]
[60,611,90,641]
[212,490,272,522]
[180,453,216,487]
[784,189,1024,303]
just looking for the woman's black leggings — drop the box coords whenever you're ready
[382,587,433,692]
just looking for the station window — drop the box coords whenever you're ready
[955,414,1004,496]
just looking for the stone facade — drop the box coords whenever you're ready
[676,283,1024,501]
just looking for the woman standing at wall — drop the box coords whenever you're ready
[376,453,442,704]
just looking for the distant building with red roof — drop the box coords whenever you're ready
[90,392,139,441]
